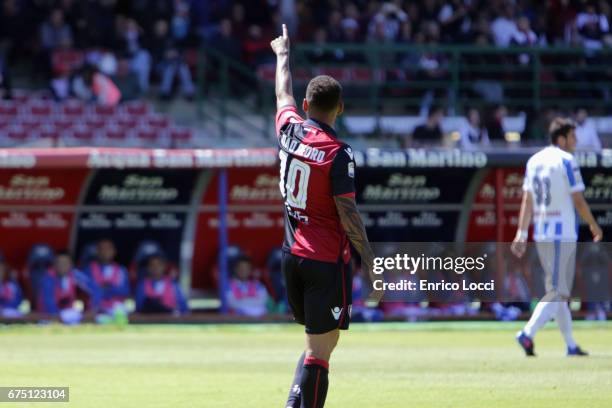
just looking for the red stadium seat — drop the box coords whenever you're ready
[28,101,54,116]
[318,67,349,81]
[93,105,117,116]
[10,90,30,104]
[135,127,158,143]
[51,49,85,76]
[146,115,170,129]
[0,101,18,116]
[85,116,106,130]
[169,127,193,148]
[123,101,150,116]
[36,125,60,145]
[61,101,86,117]
[102,126,128,146]
[7,126,28,144]
[117,115,138,130]
[351,67,373,82]
[18,117,42,131]
[67,126,96,145]
[53,117,74,131]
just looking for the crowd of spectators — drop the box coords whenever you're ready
[405,105,604,150]
[1,0,610,101]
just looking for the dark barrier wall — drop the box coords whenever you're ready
[0,148,610,295]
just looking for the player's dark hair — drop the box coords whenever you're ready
[549,117,576,145]
[305,75,342,113]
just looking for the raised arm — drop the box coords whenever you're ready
[270,24,296,109]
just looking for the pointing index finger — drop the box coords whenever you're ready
[282,24,288,38]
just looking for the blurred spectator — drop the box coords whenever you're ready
[510,16,540,65]
[40,8,73,51]
[0,259,23,318]
[243,24,271,67]
[212,18,241,61]
[0,53,11,99]
[438,0,470,43]
[39,251,100,324]
[546,0,578,44]
[485,104,508,142]
[85,239,130,315]
[226,256,269,317]
[368,2,408,41]
[410,106,444,146]
[72,64,121,106]
[459,107,490,149]
[136,255,187,315]
[151,19,195,100]
[491,2,517,47]
[574,107,602,151]
[115,18,151,94]
[576,3,610,50]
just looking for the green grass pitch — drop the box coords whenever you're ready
[1,321,611,407]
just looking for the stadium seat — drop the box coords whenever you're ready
[6,126,29,144]
[18,117,42,131]
[169,127,193,148]
[61,101,86,117]
[0,101,18,116]
[146,115,170,129]
[51,49,85,75]
[93,105,117,116]
[28,101,54,116]
[101,126,128,145]
[85,116,106,130]
[123,101,150,116]
[53,117,74,131]
[117,115,138,130]
[65,126,96,146]
[135,127,166,147]
[36,125,60,144]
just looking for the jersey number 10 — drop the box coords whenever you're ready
[279,150,311,210]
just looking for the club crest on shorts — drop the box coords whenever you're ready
[331,306,343,320]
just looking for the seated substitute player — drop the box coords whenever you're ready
[85,239,130,315]
[511,117,603,357]
[271,24,378,408]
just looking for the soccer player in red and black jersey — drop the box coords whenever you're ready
[271,25,377,408]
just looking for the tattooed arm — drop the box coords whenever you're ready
[335,195,382,303]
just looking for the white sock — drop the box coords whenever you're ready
[555,302,577,349]
[524,301,557,338]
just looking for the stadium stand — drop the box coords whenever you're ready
[0,98,193,147]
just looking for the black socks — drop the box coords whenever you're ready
[286,354,330,408]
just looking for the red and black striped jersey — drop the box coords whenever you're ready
[276,105,356,264]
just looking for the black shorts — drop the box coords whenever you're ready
[282,251,352,334]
